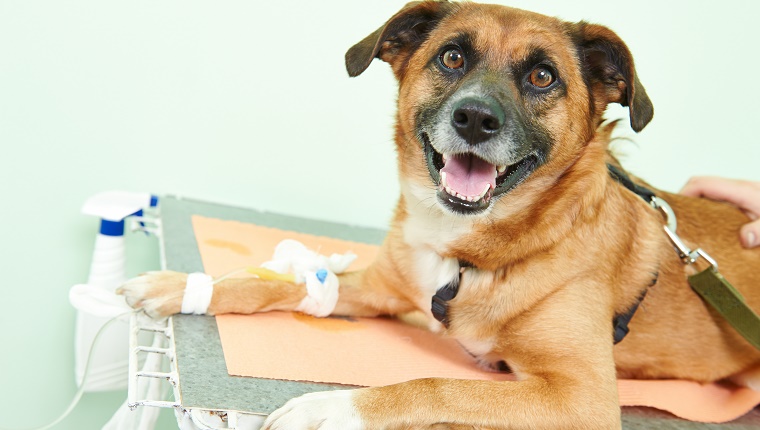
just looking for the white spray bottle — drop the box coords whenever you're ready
[69,191,158,391]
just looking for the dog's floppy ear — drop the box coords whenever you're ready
[575,22,654,132]
[345,1,453,78]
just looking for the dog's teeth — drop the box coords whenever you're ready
[443,153,451,163]
[478,184,491,199]
[441,171,448,188]
[442,182,490,202]
[497,165,507,174]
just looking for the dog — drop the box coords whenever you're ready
[118,1,760,428]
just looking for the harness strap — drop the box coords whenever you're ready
[431,275,459,328]
[607,164,656,202]
[431,261,470,328]
[606,164,658,343]
[431,256,652,343]
[613,280,655,344]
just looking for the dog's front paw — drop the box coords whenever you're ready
[263,390,363,430]
[116,271,188,318]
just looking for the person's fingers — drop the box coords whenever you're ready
[680,176,760,217]
[740,219,760,249]
[681,176,760,249]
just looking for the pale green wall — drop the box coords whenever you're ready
[1,1,758,429]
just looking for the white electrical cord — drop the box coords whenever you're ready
[0,311,135,430]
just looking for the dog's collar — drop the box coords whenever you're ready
[607,164,655,202]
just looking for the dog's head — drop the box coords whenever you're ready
[346,1,653,217]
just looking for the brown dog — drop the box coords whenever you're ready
[118,1,760,428]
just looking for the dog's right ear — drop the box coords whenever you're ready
[345,1,453,78]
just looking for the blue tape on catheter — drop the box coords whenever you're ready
[316,269,328,284]
[150,195,159,207]
[99,219,125,237]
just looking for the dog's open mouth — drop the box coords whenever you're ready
[422,133,538,214]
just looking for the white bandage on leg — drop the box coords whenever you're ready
[260,240,357,318]
[181,272,215,315]
[296,270,340,317]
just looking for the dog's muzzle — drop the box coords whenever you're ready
[421,96,539,215]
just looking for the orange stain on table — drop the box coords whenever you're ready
[204,238,252,256]
[293,312,363,332]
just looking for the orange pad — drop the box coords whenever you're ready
[217,311,514,387]
[192,215,760,423]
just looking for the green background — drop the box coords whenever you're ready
[1,1,759,429]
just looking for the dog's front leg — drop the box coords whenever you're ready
[263,287,621,430]
[117,243,418,318]
[117,271,307,317]
[262,376,620,430]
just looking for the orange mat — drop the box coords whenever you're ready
[192,215,760,423]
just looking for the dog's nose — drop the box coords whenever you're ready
[451,97,504,145]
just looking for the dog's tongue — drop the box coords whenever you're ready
[440,154,496,197]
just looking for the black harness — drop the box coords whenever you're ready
[431,262,470,328]
[607,164,659,343]
[431,164,655,344]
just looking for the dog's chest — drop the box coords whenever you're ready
[406,246,460,331]
[400,200,504,356]
[406,244,499,341]
[408,249,507,373]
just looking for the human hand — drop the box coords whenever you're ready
[680,177,760,249]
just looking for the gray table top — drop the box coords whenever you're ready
[160,195,760,427]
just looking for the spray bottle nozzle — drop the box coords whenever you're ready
[82,191,158,237]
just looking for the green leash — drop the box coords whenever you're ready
[650,195,760,351]
[689,267,760,350]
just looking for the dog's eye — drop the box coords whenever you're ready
[440,48,465,70]
[528,67,555,88]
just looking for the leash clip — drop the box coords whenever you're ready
[650,196,718,270]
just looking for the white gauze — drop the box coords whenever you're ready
[181,272,215,315]
[260,239,356,317]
